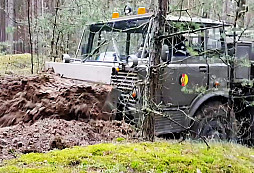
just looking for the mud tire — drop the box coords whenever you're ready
[191,101,238,140]
[237,107,254,146]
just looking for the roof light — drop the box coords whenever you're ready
[112,12,120,19]
[137,7,146,15]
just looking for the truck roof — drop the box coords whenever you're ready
[89,13,231,32]
[109,13,228,25]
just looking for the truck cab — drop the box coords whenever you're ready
[82,13,230,134]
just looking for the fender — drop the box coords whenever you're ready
[189,90,229,117]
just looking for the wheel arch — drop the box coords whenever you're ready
[189,91,229,117]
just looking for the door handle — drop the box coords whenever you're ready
[199,66,207,73]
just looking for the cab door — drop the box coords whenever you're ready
[160,57,208,106]
[160,32,208,106]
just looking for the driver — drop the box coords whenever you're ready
[174,36,189,56]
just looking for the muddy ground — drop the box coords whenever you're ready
[0,72,135,161]
[0,118,134,161]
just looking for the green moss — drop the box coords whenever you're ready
[116,137,125,142]
[1,141,254,173]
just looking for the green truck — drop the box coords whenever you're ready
[46,12,254,144]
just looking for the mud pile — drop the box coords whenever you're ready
[0,72,113,127]
[0,118,134,161]
[0,72,137,161]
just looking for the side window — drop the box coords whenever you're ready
[163,32,206,62]
[163,34,190,60]
[163,22,206,62]
[173,35,189,57]
[185,31,204,53]
[207,28,222,50]
[206,27,226,64]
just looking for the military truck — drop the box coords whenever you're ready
[46,11,254,143]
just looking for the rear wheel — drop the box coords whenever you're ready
[237,107,254,145]
[191,101,238,140]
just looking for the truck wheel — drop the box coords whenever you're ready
[191,101,238,140]
[237,107,254,145]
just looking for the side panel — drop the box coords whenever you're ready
[154,110,189,135]
[154,58,209,135]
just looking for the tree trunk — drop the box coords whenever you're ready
[7,0,14,53]
[143,0,168,141]
[237,0,246,28]
[27,0,34,74]
[222,0,228,21]
[50,0,60,61]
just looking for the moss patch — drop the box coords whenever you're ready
[1,141,254,173]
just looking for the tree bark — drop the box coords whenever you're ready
[143,0,168,141]
[222,0,228,21]
[237,0,246,28]
[27,0,34,74]
[7,0,14,53]
[50,0,60,61]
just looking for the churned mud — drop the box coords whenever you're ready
[0,72,135,161]
[0,72,112,127]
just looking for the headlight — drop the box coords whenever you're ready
[127,55,138,67]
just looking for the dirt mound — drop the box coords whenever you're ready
[0,72,113,127]
[0,118,134,161]
[0,72,138,162]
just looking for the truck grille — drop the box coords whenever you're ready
[111,71,138,108]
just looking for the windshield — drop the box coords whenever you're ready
[83,16,149,62]
[88,30,144,62]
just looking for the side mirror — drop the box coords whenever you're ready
[127,55,138,67]
[62,54,71,63]
[161,45,170,62]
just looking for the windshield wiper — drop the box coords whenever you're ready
[112,38,121,62]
